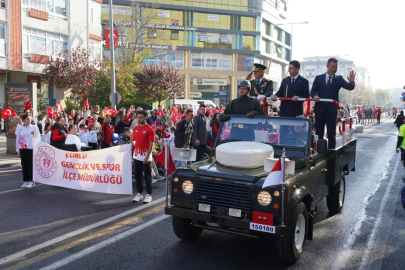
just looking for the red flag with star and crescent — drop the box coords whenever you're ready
[104,107,119,116]
[1,106,17,119]
[157,108,164,118]
[46,107,54,118]
[25,100,32,111]
[83,98,89,109]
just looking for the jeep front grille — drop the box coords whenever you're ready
[196,179,252,212]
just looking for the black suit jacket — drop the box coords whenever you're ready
[275,75,310,117]
[310,73,355,114]
[249,78,273,97]
[174,119,194,148]
[193,114,208,145]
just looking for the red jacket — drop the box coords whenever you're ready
[101,122,115,144]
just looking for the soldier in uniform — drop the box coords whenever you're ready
[224,80,264,117]
[246,63,273,115]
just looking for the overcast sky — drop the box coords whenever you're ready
[287,0,404,90]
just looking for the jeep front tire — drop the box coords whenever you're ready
[172,216,203,242]
[276,202,308,263]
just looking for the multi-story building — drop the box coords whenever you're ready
[0,0,103,108]
[355,66,371,89]
[300,56,357,88]
[102,0,293,106]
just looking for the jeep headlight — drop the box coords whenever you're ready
[257,191,272,206]
[182,180,194,194]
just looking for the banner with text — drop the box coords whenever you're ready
[33,139,132,195]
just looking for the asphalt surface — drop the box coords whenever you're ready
[0,118,404,270]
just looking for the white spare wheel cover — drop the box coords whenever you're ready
[216,142,274,168]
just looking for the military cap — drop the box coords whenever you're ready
[253,63,267,72]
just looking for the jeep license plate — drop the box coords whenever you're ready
[250,223,275,234]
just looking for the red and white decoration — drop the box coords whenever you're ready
[1,106,17,119]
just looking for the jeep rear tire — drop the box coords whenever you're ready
[327,175,345,215]
[276,202,308,264]
[172,216,203,242]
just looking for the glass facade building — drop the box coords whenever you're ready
[101,0,292,106]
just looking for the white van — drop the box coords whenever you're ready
[174,99,216,113]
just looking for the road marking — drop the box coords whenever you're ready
[359,158,399,269]
[39,214,169,270]
[0,168,21,173]
[0,196,166,265]
[332,153,397,270]
[0,184,42,195]
[4,205,166,270]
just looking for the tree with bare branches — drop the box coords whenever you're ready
[42,46,108,96]
[133,64,185,106]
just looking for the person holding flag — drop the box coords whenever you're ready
[16,113,40,188]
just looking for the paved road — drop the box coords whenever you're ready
[0,118,404,270]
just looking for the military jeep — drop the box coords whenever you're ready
[165,114,357,263]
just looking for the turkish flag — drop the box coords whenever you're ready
[83,98,89,109]
[25,100,32,111]
[104,29,119,49]
[52,111,59,119]
[262,157,284,188]
[56,101,64,112]
[157,108,164,118]
[46,107,54,118]
[1,106,17,119]
[87,118,95,125]
[104,107,119,116]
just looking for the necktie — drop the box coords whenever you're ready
[326,76,332,88]
[291,77,295,84]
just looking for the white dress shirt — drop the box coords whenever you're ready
[65,134,85,151]
[325,73,334,85]
[291,74,300,83]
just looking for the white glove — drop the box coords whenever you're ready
[257,95,266,100]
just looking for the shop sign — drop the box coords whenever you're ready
[101,5,132,16]
[208,14,219,21]
[111,21,198,31]
[190,92,203,98]
[193,78,227,86]
[158,10,170,17]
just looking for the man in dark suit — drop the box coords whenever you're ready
[246,63,273,115]
[311,58,356,149]
[193,104,208,161]
[271,60,309,117]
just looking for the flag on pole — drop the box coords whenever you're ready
[1,106,17,119]
[87,117,95,125]
[46,107,54,118]
[25,100,32,111]
[56,101,64,112]
[104,107,119,116]
[262,157,284,188]
[157,108,164,118]
[83,98,89,109]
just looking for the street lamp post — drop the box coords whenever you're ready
[109,0,117,109]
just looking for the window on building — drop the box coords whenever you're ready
[1,0,6,8]
[284,48,290,61]
[262,38,270,54]
[272,42,282,58]
[242,35,255,51]
[285,32,291,46]
[23,28,67,56]
[171,30,179,40]
[89,0,101,25]
[240,16,256,31]
[22,0,67,20]
[148,29,157,39]
[89,39,102,61]
[193,12,232,30]
[195,32,233,49]
[264,20,271,36]
[0,23,5,56]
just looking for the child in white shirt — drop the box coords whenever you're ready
[88,124,100,150]
[78,124,89,147]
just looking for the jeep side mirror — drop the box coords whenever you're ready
[317,139,327,155]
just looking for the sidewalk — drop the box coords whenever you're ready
[0,132,21,168]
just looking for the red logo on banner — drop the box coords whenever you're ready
[35,146,58,178]
[104,29,119,48]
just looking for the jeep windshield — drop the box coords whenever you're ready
[218,116,311,148]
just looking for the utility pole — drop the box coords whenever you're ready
[109,0,116,109]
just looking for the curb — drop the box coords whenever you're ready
[0,162,21,169]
